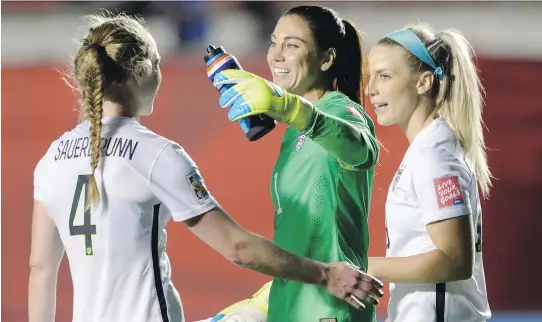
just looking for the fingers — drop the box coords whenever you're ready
[338,262,384,309]
[227,100,255,121]
[219,86,244,108]
[345,294,366,310]
[219,69,255,80]
[362,272,384,289]
[358,275,385,297]
[212,70,255,88]
[346,262,384,290]
[213,77,250,88]
[210,314,226,322]
[351,289,380,306]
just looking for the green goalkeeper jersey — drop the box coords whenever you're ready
[268,92,377,322]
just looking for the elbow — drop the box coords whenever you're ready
[455,262,474,281]
[347,147,378,170]
[29,258,58,276]
[353,135,379,169]
[224,238,252,267]
[449,255,474,281]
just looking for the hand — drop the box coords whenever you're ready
[324,262,384,310]
[197,298,267,322]
[212,69,316,131]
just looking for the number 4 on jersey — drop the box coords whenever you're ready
[69,175,97,256]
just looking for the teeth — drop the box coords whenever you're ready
[374,103,387,111]
[273,68,290,74]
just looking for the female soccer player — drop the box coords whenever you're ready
[27,13,383,322]
[204,5,381,322]
[366,25,492,322]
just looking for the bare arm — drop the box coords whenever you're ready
[184,206,327,285]
[369,215,474,283]
[28,200,65,322]
[185,206,384,309]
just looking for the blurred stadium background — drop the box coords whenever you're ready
[2,1,541,321]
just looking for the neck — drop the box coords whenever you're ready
[302,88,332,104]
[399,101,435,144]
[102,100,138,120]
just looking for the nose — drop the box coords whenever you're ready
[367,77,378,97]
[268,44,285,63]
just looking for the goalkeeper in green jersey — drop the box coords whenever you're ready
[201,5,381,322]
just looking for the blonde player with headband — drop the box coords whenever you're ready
[366,25,492,322]
[28,13,384,322]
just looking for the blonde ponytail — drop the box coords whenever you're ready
[380,25,493,198]
[437,29,492,198]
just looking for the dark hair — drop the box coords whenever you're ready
[284,5,367,105]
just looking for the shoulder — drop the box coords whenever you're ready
[409,127,474,187]
[316,91,361,111]
[316,91,373,125]
[34,125,80,172]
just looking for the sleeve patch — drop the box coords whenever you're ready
[186,170,210,204]
[433,176,464,208]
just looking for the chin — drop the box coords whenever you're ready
[272,78,292,90]
[376,114,395,127]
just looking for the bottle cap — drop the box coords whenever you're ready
[204,44,225,63]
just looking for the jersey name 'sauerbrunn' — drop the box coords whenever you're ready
[54,137,139,161]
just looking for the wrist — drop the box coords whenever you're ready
[319,263,331,288]
[285,93,316,131]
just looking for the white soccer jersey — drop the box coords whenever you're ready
[384,118,491,322]
[33,116,218,322]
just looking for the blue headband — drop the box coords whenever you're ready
[385,28,443,81]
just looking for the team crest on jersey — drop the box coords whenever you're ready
[391,163,407,191]
[433,176,464,208]
[186,170,210,203]
[295,134,306,152]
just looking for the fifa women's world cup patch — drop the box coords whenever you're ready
[186,170,210,203]
[433,176,464,208]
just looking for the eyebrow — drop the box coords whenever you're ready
[374,68,391,74]
[270,34,308,44]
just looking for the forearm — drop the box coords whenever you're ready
[305,110,378,169]
[369,249,471,284]
[234,232,327,286]
[28,269,58,322]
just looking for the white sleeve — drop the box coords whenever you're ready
[412,146,473,225]
[149,143,218,222]
[33,154,47,202]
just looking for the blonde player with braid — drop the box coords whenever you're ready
[28,12,384,322]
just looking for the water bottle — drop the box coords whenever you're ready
[204,45,276,141]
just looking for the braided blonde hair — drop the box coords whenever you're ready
[72,12,158,208]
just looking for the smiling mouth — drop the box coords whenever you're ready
[273,68,290,77]
[374,103,388,112]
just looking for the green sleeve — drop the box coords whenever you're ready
[303,105,379,170]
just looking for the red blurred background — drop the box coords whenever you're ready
[2,56,542,321]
